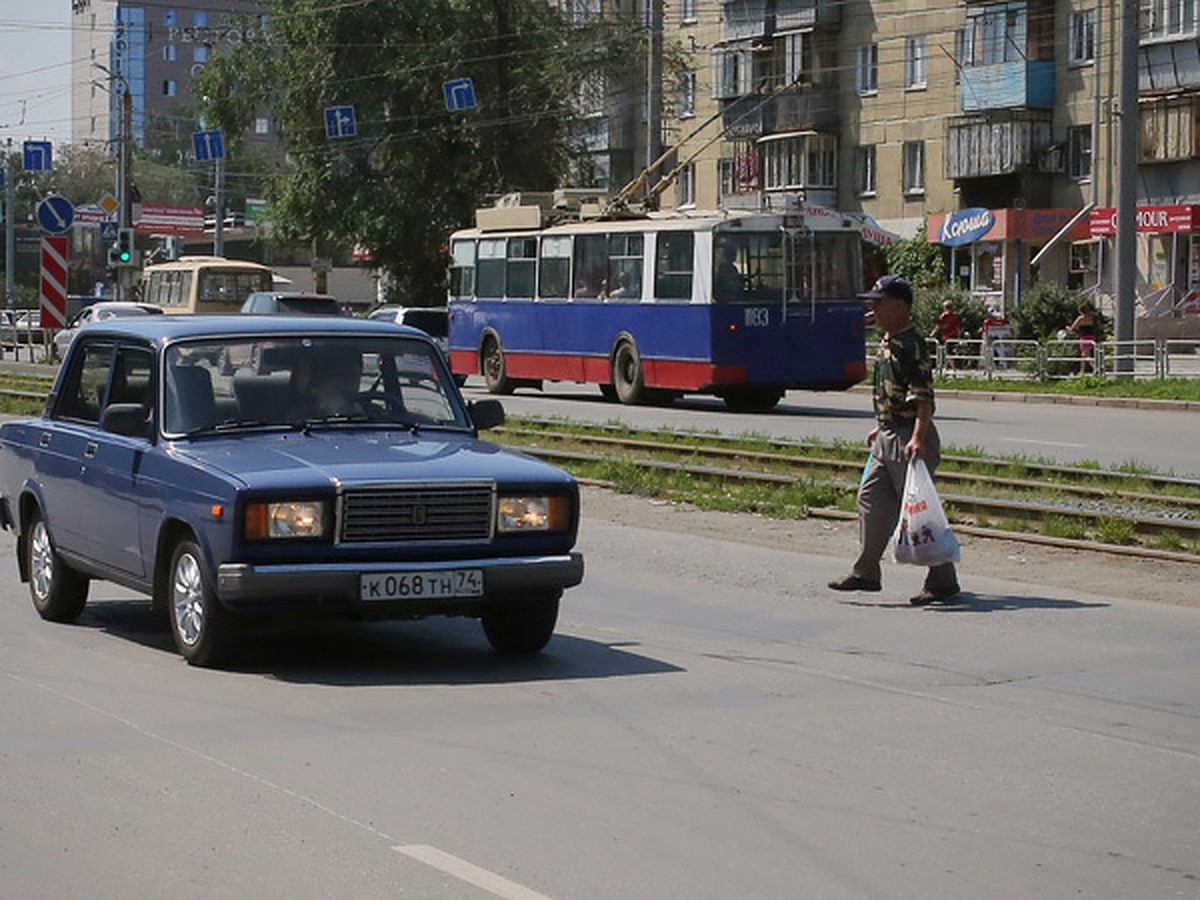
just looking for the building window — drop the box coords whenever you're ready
[676,164,696,208]
[163,79,178,97]
[678,70,696,118]
[1069,10,1095,64]
[193,45,208,63]
[856,44,878,95]
[255,117,271,134]
[163,44,176,62]
[713,48,750,99]
[856,145,877,195]
[902,141,925,194]
[680,0,697,23]
[966,5,1024,66]
[905,35,927,89]
[193,11,207,27]
[1068,126,1092,179]
[1143,0,1197,40]
[163,10,176,26]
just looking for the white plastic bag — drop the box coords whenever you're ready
[891,458,961,566]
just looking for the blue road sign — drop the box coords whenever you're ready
[443,78,477,112]
[99,220,120,241]
[324,106,357,139]
[23,141,53,172]
[193,129,225,161]
[36,195,75,235]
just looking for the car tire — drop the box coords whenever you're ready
[166,538,233,667]
[25,509,89,623]
[481,336,514,395]
[481,593,560,655]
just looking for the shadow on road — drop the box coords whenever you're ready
[839,591,1110,612]
[79,597,682,685]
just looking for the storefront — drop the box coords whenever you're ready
[926,208,1089,313]
[1088,204,1200,316]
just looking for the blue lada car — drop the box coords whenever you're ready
[0,316,583,666]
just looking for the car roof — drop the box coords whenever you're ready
[75,315,429,346]
[247,292,338,300]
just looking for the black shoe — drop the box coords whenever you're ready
[909,586,961,606]
[828,574,882,592]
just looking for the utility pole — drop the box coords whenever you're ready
[1114,0,1139,368]
[214,154,225,257]
[4,140,15,311]
[645,0,664,201]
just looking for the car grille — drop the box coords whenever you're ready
[339,484,494,543]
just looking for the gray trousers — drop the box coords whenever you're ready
[852,422,959,593]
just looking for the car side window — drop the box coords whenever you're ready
[54,341,115,424]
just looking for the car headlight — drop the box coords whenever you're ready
[496,495,572,533]
[244,501,328,540]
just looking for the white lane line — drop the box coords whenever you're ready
[999,437,1087,449]
[393,844,552,900]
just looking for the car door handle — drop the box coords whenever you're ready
[39,432,52,448]
[84,442,98,459]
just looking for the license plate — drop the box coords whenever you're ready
[360,569,484,601]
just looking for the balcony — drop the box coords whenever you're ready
[945,110,1054,179]
[721,85,839,139]
[960,60,1055,112]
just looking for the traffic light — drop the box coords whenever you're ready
[108,228,136,268]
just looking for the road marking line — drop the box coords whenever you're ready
[393,844,552,900]
[999,437,1086,448]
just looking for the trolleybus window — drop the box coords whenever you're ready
[654,232,694,300]
[449,241,475,296]
[538,236,571,298]
[606,235,643,299]
[477,239,506,298]
[573,235,607,298]
[507,237,537,298]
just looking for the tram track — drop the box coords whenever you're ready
[495,419,1200,563]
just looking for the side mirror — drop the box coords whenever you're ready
[100,403,151,438]
[468,398,505,431]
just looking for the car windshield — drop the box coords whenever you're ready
[162,334,471,435]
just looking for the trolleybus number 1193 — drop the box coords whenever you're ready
[744,307,771,327]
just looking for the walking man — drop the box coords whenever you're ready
[829,275,960,606]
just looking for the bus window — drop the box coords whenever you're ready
[506,237,537,298]
[449,240,475,298]
[573,234,607,298]
[539,236,571,298]
[477,239,506,298]
[655,232,693,300]
[713,232,784,302]
[606,234,643,299]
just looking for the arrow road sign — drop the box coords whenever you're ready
[23,140,53,172]
[193,129,225,161]
[36,195,75,235]
[324,106,357,139]
[443,78,477,112]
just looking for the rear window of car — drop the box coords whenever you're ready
[278,297,341,315]
[400,310,448,338]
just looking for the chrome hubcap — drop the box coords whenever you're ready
[171,552,204,647]
[30,521,54,601]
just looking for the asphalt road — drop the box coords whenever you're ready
[2,505,1197,899]
[461,381,1200,480]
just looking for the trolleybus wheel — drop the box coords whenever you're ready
[481,337,514,395]
[719,386,784,413]
[611,339,649,405]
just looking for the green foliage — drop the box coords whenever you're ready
[193,1,646,304]
[884,224,946,288]
[1010,280,1108,341]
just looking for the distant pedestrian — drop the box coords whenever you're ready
[828,275,961,606]
[1068,302,1099,375]
[930,299,962,368]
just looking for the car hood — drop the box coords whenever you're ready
[171,428,572,491]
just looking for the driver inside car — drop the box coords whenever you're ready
[288,347,364,419]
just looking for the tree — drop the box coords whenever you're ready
[884,224,946,288]
[193,0,644,304]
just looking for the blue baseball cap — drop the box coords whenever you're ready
[859,274,913,305]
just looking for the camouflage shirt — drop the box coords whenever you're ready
[873,325,935,424]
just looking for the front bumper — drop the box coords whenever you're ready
[216,552,584,610]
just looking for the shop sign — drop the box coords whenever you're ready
[938,207,995,246]
[1089,204,1200,236]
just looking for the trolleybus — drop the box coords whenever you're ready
[447,204,867,412]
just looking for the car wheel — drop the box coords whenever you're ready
[611,339,649,405]
[25,510,89,622]
[166,538,232,667]
[481,336,514,395]
[481,593,560,655]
